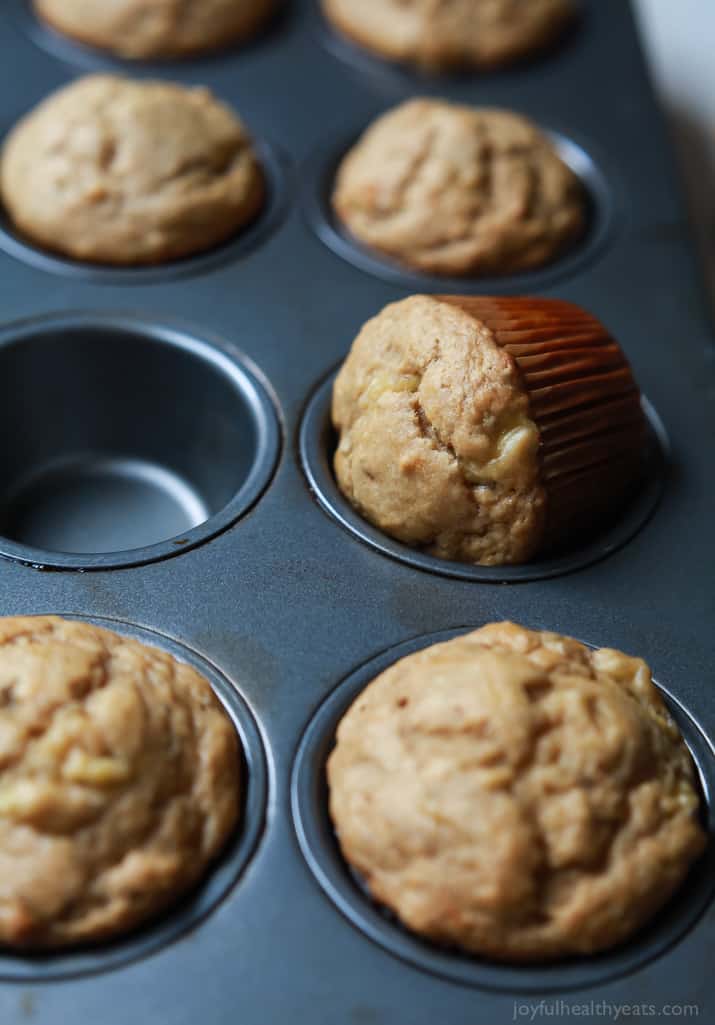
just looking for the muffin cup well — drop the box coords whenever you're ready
[291,628,715,993]
[312,0,583,91]
[302,123,617,293]
[0,616,267,982]
[299,369,667,583]
[8,0,286,71]
[0,314,281,570]
[0,136,290,284]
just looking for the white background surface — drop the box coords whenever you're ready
[633,0,715,312]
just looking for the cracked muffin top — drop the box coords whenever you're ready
[332,99,585,277]
[328,622,706,962]
[322,0,575,72]
[332,295,646,566]
[33,0,277,60]
[0,616,240,949]
[0,74,264,266]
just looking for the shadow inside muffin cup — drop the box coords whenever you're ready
[0,136,289,285]
[8,0,294,72]
[302,124,618,294]
[299,371,668,584]
[0,616,268,982]
[0,314,281,570]
[291,628,715,993]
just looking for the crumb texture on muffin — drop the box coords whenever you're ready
[0,616,240,949]
[332,295,547,565]
[332,295,646,566]
[0,74,265,266]
[33,0,276,59]
[322,0,574,71]
[332,99,585,277]
[328,622,706,961]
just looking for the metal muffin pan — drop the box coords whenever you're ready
[0,1,712,1023]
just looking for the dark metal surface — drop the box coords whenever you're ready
[0,1,712,1023]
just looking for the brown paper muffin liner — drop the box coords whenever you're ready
[434,296,648,549]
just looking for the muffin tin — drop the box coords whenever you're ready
[0,2,712,1023]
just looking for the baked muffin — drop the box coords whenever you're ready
[328,622,706,961]
[0,75,265,266]
[332,295,647,566]
[33,0,277,60]
[0,616,240,949]
[322,0,574,71]
[332,99,585,277]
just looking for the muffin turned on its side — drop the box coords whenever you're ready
[333,99,585,277]
[33,0,277,59]
[0,75,265,266]
[322,0,575,71]
[328,622,706,961]
[0,616,240,949]
[332,295,647,566]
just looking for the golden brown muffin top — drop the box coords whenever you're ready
[328,622,706,961]
[333,99,585,276]
[0,74,264,266]
[0,616,240,949]
[323,0,575,71]
[332,295,547,565]
[34,0,276,59]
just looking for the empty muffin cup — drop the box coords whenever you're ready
[0,314,280,569]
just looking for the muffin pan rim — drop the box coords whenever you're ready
[0,613,269,983]
[0,311,283,571]
[291,625,715,995]
[301,118,620,294]
[299,370,668,584]
[0,135,292,285]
